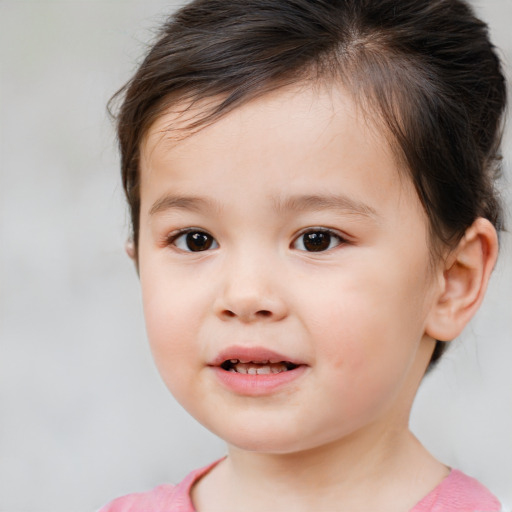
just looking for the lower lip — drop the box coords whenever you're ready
[210,365,307,396]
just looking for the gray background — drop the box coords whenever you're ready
[0,1,510,510]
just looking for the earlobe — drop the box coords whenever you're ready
[125,239,136,260]
[425,218,498,342]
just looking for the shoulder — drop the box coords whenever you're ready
[411,469,502,512]
[97,459,224,512]
[97,484,180,512]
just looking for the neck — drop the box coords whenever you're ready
[193,425,448,512]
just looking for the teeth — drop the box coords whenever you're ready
[232,362,289,374]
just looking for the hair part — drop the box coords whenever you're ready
[110,0,507,368]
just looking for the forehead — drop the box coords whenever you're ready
[142,84,395,169]
[139,83,420,222]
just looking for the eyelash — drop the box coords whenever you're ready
[166,227,347,253]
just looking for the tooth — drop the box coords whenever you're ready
[229,359,238,364]
[235,364,248,374]
[256,366,271,375]
[229,368,236,373]
[247,367,257,375]
[271,363,288,374]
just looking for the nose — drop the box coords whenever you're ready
[213,252,288,323]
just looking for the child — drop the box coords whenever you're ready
[101,0,508,510]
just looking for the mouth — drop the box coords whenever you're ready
[210,346,307,395]
[220,359,299,375]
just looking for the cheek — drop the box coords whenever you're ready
[307,260,431,381]
[139,270,201,384]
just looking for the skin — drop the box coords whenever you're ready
[135,84,497,511]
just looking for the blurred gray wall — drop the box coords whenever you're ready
[0,1,510,510]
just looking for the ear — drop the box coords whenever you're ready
[125,239,136,260]
[425,218,498,342]
[125,239,140,275]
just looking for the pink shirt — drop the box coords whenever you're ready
[99,460,502,512]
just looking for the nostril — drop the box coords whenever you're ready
[221,309,272,319]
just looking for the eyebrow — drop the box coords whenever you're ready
[149,195,218,216]
[272,194,378,218]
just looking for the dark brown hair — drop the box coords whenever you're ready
[111,0,507,368]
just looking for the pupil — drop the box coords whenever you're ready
[303,232,330,252]
[186,232,212,251]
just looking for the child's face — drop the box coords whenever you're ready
[137,84,441,454]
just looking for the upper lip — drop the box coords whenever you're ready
[209,345,306,367]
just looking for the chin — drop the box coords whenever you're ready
[206,422,304,454]
[230,438,301,454]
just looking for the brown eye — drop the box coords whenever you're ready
[173,231,218,252]
[293,230,342,252]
